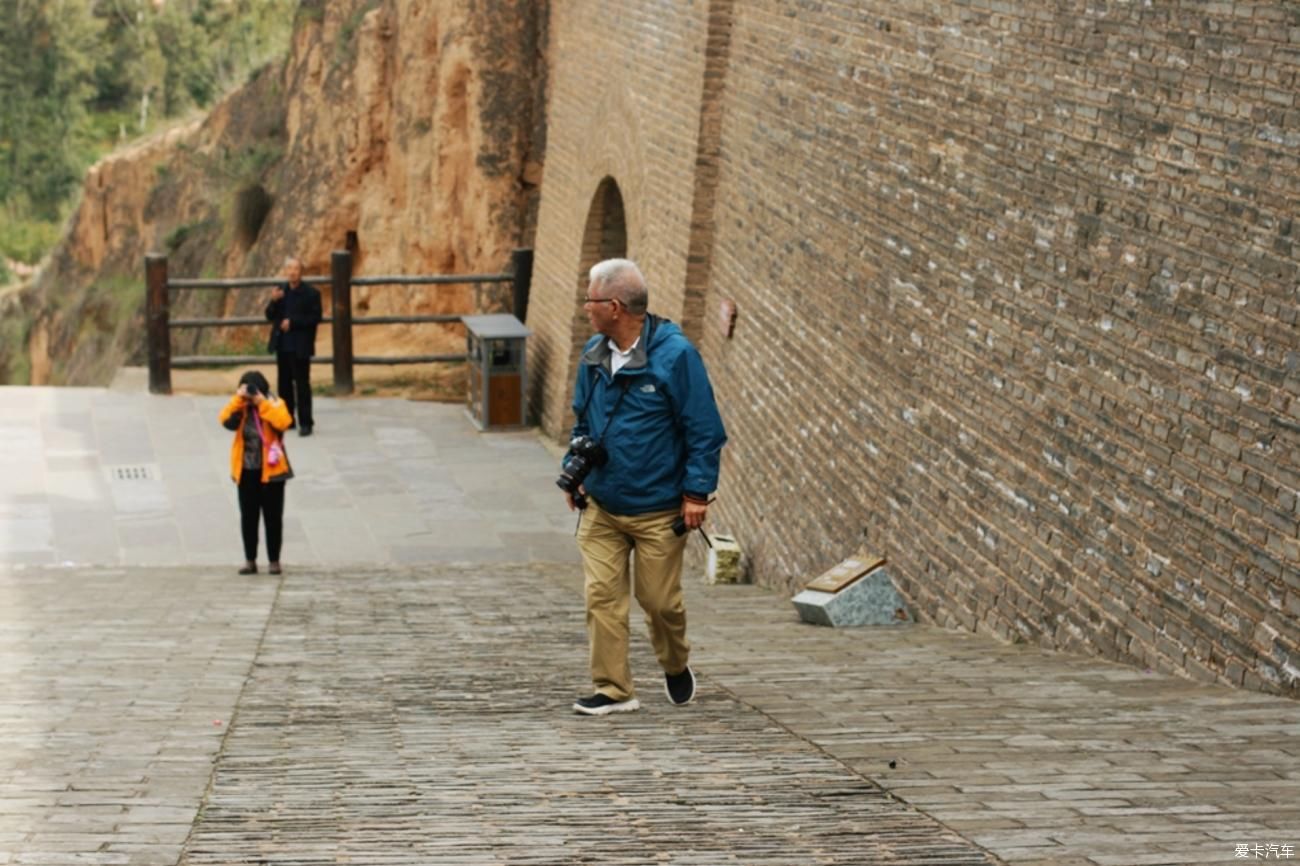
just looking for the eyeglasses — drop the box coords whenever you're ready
[583,296,620,306]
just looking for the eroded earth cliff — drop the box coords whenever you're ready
[2,0,545,386]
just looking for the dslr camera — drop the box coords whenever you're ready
[556,435,607,510]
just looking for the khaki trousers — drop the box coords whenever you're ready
[577,500,690,701]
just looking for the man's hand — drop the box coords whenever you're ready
[270,287,284,302]
[280,318,290,332]
[564,485,586,512]
[681,498,709,530]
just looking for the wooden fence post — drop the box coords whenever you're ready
[145,253,171,394]
[511,248,533,323]
[331,249,354,395]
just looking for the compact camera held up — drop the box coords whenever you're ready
[556,435,608,510]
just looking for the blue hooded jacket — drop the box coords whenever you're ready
[569,316,727,515]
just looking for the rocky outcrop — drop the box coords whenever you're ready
[8,0,546,385]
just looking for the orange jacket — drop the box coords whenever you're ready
[219,395,294,483]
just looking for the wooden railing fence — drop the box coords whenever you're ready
[145,248,533,395]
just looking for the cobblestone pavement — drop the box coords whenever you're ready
[2,386,1297,865]
[5,560,1296,865]
[0,566,278,865]
[673,574,1300,866]
[180,564,994,866]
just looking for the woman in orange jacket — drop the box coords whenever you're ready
[219,371,294,574]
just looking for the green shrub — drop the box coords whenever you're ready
[202,142,284,187]
[333,0,383,68]
[163,220,210,252]
[98,273,144,325]
[0,213,61,264]
[0,312,32,384]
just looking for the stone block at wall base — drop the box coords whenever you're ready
[792,568,912,627]
[704,534,745,584]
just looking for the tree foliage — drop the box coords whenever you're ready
[0,0,103,222]
[0,0,296,267]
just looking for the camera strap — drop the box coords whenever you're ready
[592,380,631,446]
[251,407,267,446]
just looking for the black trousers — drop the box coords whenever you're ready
[237,473,285,563]
[276,352,312,427]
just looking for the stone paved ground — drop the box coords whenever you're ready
[1,386,1297,865]
[3,561,1297,865]
[0,387,577,569]
[674,575,1300,866]
[0,567,277,865]
[181,565,994,866]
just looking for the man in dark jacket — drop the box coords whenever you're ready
[563,258,727,716]
[265,256,323,436]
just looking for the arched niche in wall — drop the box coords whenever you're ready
[568,177,628,374]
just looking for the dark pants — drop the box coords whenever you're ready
[237,473,285,563]
[276,353,312,427]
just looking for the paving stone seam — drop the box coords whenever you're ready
[533,563,1015,866]
[696,669,1015,865]
[177,563,1003,864]
[172,570,288,865]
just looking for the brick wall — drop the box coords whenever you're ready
[527,0,712,435]
[529,1,1300,697]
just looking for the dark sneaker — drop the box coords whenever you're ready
[268,562,282,575]
[238,561,257,575]
[573,694,641,716]
[665,666,696,706]
[299,424,313,437]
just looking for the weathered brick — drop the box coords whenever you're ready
[529,0,1299,698]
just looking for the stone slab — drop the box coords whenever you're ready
[792,567,912,626]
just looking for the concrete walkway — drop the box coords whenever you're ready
[0,385,578,568]
[0,386,1297,865]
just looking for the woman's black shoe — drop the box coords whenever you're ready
[238,562,257,575]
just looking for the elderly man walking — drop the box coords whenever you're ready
[561,258,728,716]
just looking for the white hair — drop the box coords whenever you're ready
[589,258,648,314]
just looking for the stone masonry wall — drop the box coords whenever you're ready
[529,1,1300,696]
